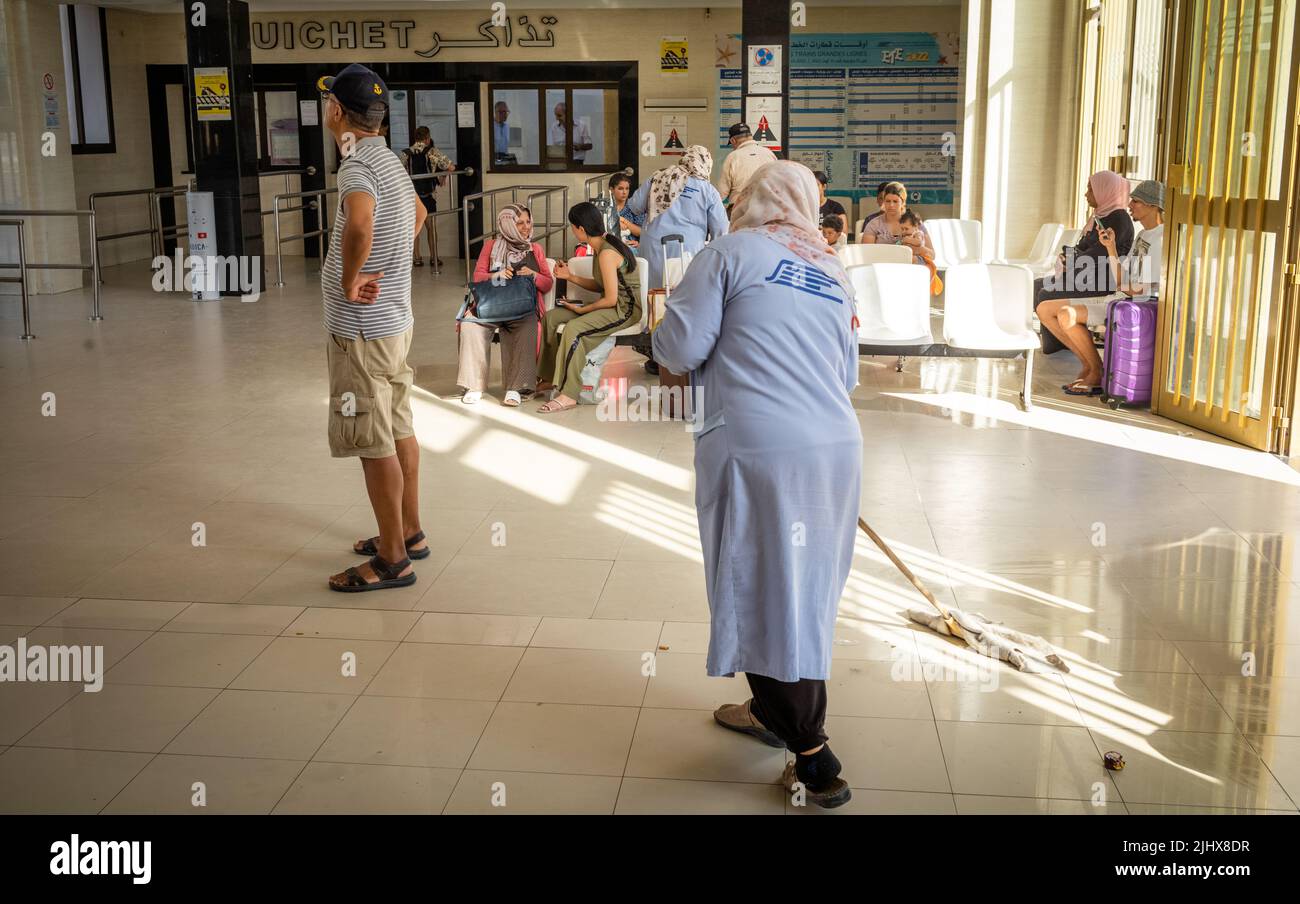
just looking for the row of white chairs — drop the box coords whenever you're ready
[838,217,1081,279]
[849,260,1039,410]
[531,249,1036,409]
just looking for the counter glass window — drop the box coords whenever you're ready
[490,83,617,173]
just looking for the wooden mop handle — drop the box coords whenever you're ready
[856,517,953,621]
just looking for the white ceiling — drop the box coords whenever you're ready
[98,0,958,15]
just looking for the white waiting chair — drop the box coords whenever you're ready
[926,218,986,269]
[541,258,558,311]
[942,263,1039,409]
[995,223,1064,278]
[1060,227,1082,248]
[851,263,934,346]
[838,243,913,267]
[942,263,1038,352]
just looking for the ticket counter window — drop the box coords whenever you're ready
[491,83,615,173]
[255,89,301,168]
[490,88,540,166]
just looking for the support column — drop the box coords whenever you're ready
[184,0,264,295]
[741,0,790,158]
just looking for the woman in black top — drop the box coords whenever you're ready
[814,171,847,233]
[401,126,455,267]
[1034,171,1134,359]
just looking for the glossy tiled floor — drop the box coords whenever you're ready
[1,259,1298,815]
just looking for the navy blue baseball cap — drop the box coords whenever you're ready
[317,64,388,115]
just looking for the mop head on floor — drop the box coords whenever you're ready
[906,606,1071,673]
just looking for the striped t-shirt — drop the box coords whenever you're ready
[322,136,416,339]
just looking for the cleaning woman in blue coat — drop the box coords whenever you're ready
[627,144,729,291]
[652,161,862,808]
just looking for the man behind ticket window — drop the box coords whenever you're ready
[548,101,593,164]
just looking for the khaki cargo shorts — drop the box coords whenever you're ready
[326,328,414,459]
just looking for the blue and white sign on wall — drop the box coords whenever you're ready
[748,44,782,94]
[719,32,959,205]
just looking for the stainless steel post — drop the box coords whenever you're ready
[273,195,285,287]
[88,209,102,321]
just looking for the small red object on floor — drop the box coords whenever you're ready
[1103,750,1125,771]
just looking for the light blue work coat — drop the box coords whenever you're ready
[627,176,729,290]
[652,232,862,682]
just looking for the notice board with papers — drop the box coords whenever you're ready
[717,32,959,205]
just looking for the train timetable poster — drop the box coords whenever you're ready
[717,32,959,205]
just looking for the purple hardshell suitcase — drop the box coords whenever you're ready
[1100,297,1158,409]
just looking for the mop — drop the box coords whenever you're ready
[857,518,1070,673]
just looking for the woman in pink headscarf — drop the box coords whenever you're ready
[1034,170,1136,394]
[652,161,861,809]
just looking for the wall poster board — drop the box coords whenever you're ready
[718,32,959,205]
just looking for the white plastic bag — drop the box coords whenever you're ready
[578,337,617,404]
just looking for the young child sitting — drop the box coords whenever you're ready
[900,210,943,295]
[821,215,847,249]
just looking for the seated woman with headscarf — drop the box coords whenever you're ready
[651,160,862,809]
[626,145,729,291]
[1033,170,1135,392]
[457,204,553,407]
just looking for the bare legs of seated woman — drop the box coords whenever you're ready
[1036,300,1102,393]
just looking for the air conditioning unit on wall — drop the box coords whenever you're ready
[643,98,708,111]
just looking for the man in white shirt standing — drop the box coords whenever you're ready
[548,102,592,164]
[716,122,777,208]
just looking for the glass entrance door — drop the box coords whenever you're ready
[1155,0,1299,451]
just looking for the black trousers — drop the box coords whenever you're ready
[746,673,828,753]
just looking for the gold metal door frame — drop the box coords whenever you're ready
[1153,0,1300,450]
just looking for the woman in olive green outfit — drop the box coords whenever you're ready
[537,201,642,413]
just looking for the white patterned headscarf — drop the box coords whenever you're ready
[488,203,533,272]
[646,145,713,223]
[729,160,856,304]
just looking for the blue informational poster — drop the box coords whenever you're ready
[718,32,959,205]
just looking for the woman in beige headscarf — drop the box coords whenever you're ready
[625,145,729,291]
[652,161,861,809]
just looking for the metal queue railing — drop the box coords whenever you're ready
[269,167,474,286]
[89,185,185,273]
[461,183,570,284]
[584,167,634,200]
[412,167,474,277]
[0,208,103,334]
[152,187,191,257]
[520,185,570,262]
[270,187,335,288]
[0,219,33,340]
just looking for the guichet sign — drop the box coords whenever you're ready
[251,16,562,57]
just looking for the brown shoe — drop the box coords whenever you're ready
[713,699,784,747]
[781,761,852,809]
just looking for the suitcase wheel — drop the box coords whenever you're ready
[1107,398,1122,410]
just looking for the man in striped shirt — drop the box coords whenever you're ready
[318,64,429,593]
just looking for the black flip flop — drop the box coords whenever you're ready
[329,554,416,593]
[353,530,430,560]
[1063,381,1103,396]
